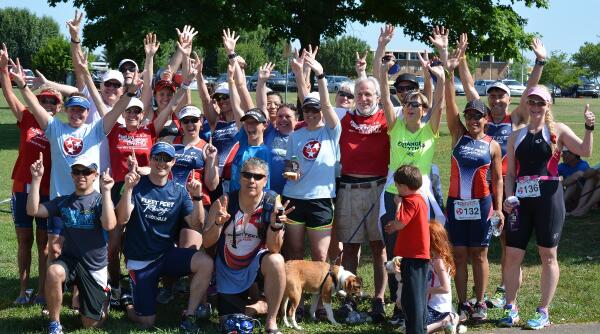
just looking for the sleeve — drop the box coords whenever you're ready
[581,161,590,171]
[236,128,247,145]
[148,123,158,138]
[92,118,107,141]
[42,197,62,218]
[395,197,417,226]
[44,116,57,138]
[180,187,194,219]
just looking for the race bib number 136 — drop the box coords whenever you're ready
[516,179,541,198]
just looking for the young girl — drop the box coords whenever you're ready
[427,220,460,334]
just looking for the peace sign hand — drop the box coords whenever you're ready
[270,199,296,225]
[101,168,115,192]
[214,195,231,226]
[355,51,368,75]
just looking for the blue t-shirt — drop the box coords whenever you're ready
[283,123,341,199]
[172,139,206,186]
[229,130,271,192]
[45,117,105,198]
[264,125,289,194]
[201,120,239,178]
[123,176,194,261]
[43,192,107,270]
[558,160,589,178]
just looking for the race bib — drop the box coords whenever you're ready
[516,178,541,198]
[454,199,481,220]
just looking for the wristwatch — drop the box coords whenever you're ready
[317,73,325,80]
[126,91,136,97]
[228,53,238,60]
[535,59,546,66]
[192,195,203,202]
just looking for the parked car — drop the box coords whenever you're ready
[246,70,283,91]
[474,79,495,96]
[547,84,562,97]
[560,77,599,98]
[454,76,465,95]
[215,73,228,84]
[266,71,286,91]
[501,79,526,96]
[326,75,352,93]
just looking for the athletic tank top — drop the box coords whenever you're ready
[514,127,560,178]
[486,114,512,175]
[449,135,492,199]
[427,260,453,313]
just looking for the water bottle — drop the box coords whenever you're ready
[506,196,520,232]
[489,212,502,237]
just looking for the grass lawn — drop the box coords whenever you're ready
[0,91,599,333]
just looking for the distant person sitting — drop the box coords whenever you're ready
[568,164,600,217]
[558,147,589,211]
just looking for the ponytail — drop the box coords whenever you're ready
[545,109,557,153]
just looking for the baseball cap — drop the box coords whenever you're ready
[150,142,176,158]
[118,59,138,72]
[240,108,267,123]
[154,79,176,93]
[102,70,124,85]
[213,82,230,97]
[527,85,552,103]
[64,96,91,110]
[302,93,321,111]
[394,73,419,89]
[464,99,487,114]
[70,156,98,171]
[178,105,202,119]
[486,81,511,96]
[36,89,62,103]
[126,97,144,111]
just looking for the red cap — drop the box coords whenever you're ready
[36,89,62,103]
[154,80,176,94]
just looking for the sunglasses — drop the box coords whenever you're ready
[338,91,354,99]
[382,55,396,62]
[104,81,122,89]
[71,168,95,176]
[214,94,229,102]
[241,171,266,181]
[39,97,58,105]
[125,107,143,114]
[152,155,174,163]
[464,113,485,120]
[395,85,415,93]
[303,108,320,114]
[120,66,136,73]
[181,117,200,124]
[405,101,423,108]
[527,99,548,107]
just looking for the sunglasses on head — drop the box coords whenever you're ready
[39,97,58,105]
[464,112,485,120]
[104,81,122,89]
[338,91,354,99]
[181,117,200,124]
[125,107,143,114]
[395,85,415,93]
[527,99,548,107]
[71,168,95,176]
[241,171,266,181]
[405,101,423,108]
[214,94,229,102]
[152,155,173,163]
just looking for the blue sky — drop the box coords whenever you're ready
[2,0,598,61]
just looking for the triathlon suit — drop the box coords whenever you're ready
[506,127,564,250]
[446,134,494,247]
[486,114,512,176]
[171,136,211,206]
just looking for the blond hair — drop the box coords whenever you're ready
[403,91,430,109]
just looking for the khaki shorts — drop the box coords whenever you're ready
[335,180,385,243]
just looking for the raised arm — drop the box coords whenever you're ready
[513,38,547,126]
[223,29,254,111]
[256,62,275,120]
[192,52,216,124]
[378,62,397,128]
[141,33,160,122]
[427,63,445,135]
[373,24,395,80]
[417,50,433,103]
[26,153,49,218]
[116,167,140,225]
[227,62,244,129]
[168,25,197,75]
[66,10,86,91]
[100,169,117,231]
[455,34,479,102]
[32,70,79,96]
[355,51,368,79]
[304,52,338,128]
[11,59,52,129]
[103,72,144,134]
[73,50,110,118]
[203,142,219,191]
[0,44,25,121]
[558,104,594,157]
[444,51,465,142]
[291,49,308,102]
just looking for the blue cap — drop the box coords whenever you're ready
[150,142,176,158]
[64,96,91,110]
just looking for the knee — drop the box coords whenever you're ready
[469,249,488,263]
[453,249,468,265]
[538,249,558,266]
[263,253,285,274]
[46,264,65,282]
[17,232,34,247]
[192,252,214,274]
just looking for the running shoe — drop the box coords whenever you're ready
[156,286,174,304]
[472,302,488,321]
[196,303,212,320]
[525,308,550,330]
[497,304,520,327]
[13,295,30,305]
[180,314,200,334]
[109,286,122,309]
[389,305,405,326]
[48,321,64,334]
[368,298,386,323]
[458,302,473,323]
[488,286,506,309]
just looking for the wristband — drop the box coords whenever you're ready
[227,53,238,60]
[181,81,194,90]
[71,38,81,44]
[126,91,136,97]
[585,123,594,131]
[18,82,27,90]
[317,73,325,80]
[535,59,546,66]
[192,195,203,202]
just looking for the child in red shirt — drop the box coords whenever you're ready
[385,165,431,334]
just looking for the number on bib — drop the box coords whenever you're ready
[454,199,481,220]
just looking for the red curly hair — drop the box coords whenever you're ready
[429,219,455,277]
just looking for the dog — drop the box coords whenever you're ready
[385,256,403,308]
[281,260,363,329]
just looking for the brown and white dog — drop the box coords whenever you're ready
[281,260,363,329]
[385,256,403,308]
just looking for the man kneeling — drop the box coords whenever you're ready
[116,142,213,332]
[27,154,116,334]
[204,157,291,334]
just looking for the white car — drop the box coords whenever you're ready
[501,79,527,96]
[474,80,495,96]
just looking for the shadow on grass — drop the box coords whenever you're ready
[0,123,20,150]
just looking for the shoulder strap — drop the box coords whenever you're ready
[258,190,278,240]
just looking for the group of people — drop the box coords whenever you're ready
[2,11,595,334]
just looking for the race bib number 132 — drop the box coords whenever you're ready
[454,199,481,221]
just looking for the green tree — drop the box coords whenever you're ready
[539,51,584,89]
[318,36,372,77]
[572,41,600,78]
[31,37,71,82]
[48,0,547,68]
[0,8,61,68]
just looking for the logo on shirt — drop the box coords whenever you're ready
[302,140,321,160]
[63,136,83,156]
